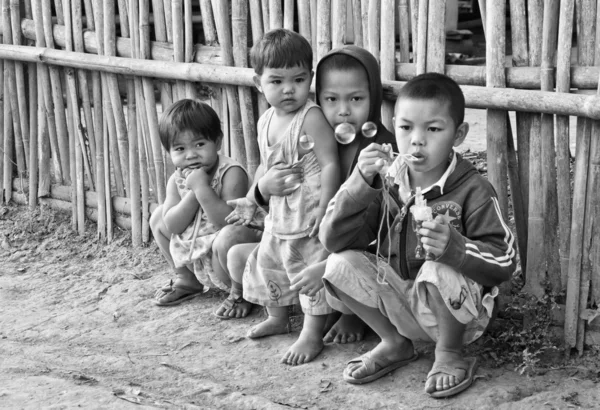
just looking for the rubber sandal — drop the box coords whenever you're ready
[343,351,419,384]
[427,356,479,399]
[155,280,205,307]
[213,294,252,319]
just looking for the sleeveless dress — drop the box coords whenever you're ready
[170,155,248,291]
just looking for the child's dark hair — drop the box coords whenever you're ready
[396,73,465,127]
[316,53,367,90]
[250,28,313,75]
[159,99,222,150]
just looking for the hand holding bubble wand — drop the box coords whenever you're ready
[410,187,435,260]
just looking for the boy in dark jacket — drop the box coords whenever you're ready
[319,73,517,398]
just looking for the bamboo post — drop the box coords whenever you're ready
[524,0,546,298]
[416,0,428,74]
[41,0,70,182]
[555,0,574,289]
[89,0,107,241]
[317,0,332,62]
[232,0,260,175]
[2,0,26,177]
[162,0,173,43]
[10,0,30,170]
[284,0,294,31]
[199,0,217,45]
[262,0,271,33]
[360,0,369,51]
[212,0,247,167]
[127,79,142,246]
[64,64,78,230]
[398,0,410,64]
[269,0,283,30]
[151,0,173,112]
[2,75,12,203]
[409,0,418,63]
[591,9,600,308]
[352,0,363,48]
[565,0,596,354]
[137,109,151,243]
[540,0,561,293]
[380,0,395,131]
[184,0,197,99]
[367,0,380,62]
[310,0,317,55]
[81,1,97,185]
[172,0,185,101]
[248,0,268,117]
[0,59,3,203]
[140,0,166,203]
[104,0,129,197]
[425,0,445,74]
[332,0,347,49]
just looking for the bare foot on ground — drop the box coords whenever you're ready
[424,348,467,395]
[281,329,324,366]
[247,316,289,339]
[214,295,254,319]
[323,314,365,344]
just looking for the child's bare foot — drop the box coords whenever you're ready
[246,316,289,339]
[213,294,254,319]
[281,328,324,366]
[345,338,415,382]
[425,349,476,397]
[323,314,365,344]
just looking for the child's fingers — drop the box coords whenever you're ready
[305,283,323,297]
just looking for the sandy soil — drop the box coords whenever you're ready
[0,195,599,410]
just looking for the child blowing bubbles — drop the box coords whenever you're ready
[151,99,261,306]
[230,28,340,364]
[320,73,517,397]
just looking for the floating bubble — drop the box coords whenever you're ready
[361,121,378,138]
[299,133,315,150]
[334,122,356,145]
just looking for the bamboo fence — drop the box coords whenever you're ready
[0,0,599,351]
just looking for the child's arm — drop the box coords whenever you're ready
[419,196,517,287]
[301,107,340,237]
[187,166,249,230]
[162,172,200,235]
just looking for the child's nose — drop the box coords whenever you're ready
[410,130,426,145]
[338,102,350,116]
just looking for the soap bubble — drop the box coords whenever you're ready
[299,134,315,150]
[334,122,356,144]
[361,121,378,138]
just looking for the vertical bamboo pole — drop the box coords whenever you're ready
[565,0,596,354]
[10,0,30,170]
[212,0,248,167]
[199,0,218,45]
[140,0,166,203]
[0,59,3,203]
[249,0,269,117]
[317,0,332,62]
[555,0,574,289]
[360,0,369,51]
[509,0,530,273]
[64,65,78,230]
[540,0,561,293]
[262,0,271,33]
[90,0,107,241]
[409,0,418,64]
[416,0,428,74]
[233,0,260,175]
[42,0,70,182]
[283,0,294,30]
[36,80,49,204]
[172,0,186,100]
[2,75,12,203]
[269,0,283,30]
[297,0,311,43]
[398,0,411,64]
[332,0,347,49]
[367,0,380,62]
[184,0,197,99]
[104,0,128,197]
[525,0,546,298]
[380,0,395,131]
[137,108,151,243]
[352,0,363,48]
[310,0,317,53]
[27,51,37,208]
[591,8,600,307]
[151,0,174,112]
[425,0,445,74]
[163,0,173,43]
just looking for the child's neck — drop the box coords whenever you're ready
[268,107,302,146]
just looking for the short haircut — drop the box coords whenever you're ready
[396,73,465,127]
[159,99,222,150]
[250,28,313,75]
[316,53,367,89]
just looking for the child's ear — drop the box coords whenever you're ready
[253,74,263,93]
[216,135,223,151]
[453,122,469,147]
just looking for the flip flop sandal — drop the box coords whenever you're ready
[155,280,205,307]
[343,351,419,384]
[427,356,479,399]
[213,294,252,319]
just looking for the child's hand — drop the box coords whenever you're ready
[289,263,324,297]
[308,206,326,238]
[418,215,451,258]
[357,143,392,185]
[225,198,257,226]
[185,167,211,191]
[259,164,303,197]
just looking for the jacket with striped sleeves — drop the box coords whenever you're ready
[319,154,517,288]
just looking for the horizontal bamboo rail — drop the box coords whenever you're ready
[12,18,600,90]
[2,44,600,120]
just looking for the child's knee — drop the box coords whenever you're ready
[213,225,236,255]
[149,206,164,234]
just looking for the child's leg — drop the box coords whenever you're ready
[281,313,328,366]
[211,224,261,288]
[150,206,203,304]
[247,306,289,338]
[323,314,366,344]
[422,282,468,394]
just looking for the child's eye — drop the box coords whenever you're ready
[324,97,336,102]
[295,77,305,83]
[272,80,281,84]
[398,125,410,131]
[428,127,441,132]
[351,96,363,102]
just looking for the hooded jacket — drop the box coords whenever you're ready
[316,45,397,178]
[319,154,517,288]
